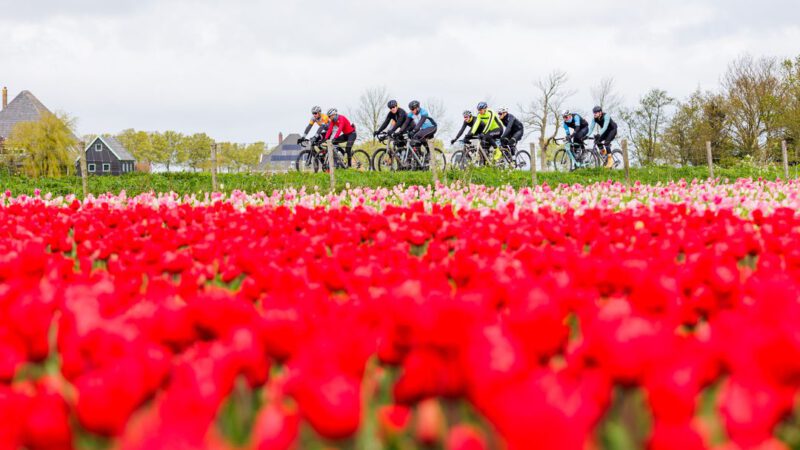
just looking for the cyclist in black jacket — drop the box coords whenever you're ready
[374,100,409,138]
[498,107,524,155]
[451,111,483,145]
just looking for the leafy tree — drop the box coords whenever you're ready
[5,112,78,178]
[663,91,731,166]
[621,89,674,165]
[116,129,156,163]
[182,133,214,172]
[151,131,184,172]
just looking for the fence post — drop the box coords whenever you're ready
[429,141,439,187]
[621,140,631,186]
[706,141,714,179]
[327,140,336,193]
[529,142,537,186]
[79,141,89,199]
[539,136,547,172]
[782,140,789,180]
[210,143,219,192]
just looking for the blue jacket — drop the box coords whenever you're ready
[409,108,436,132]
[563,114,588,136]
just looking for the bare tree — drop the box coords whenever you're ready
[722,55,784,162]
[591,77,624,115]
[520,71,575,169]
[354,86,391,143]
[425,97,452,136]
[521,70,575,148]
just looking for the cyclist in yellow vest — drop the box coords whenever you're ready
[471,102,505,155]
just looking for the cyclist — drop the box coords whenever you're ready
[450,110,482,145]
[398,100,437,158]
[588,106,618,168]
[472,102,504,153]
[374,100,409,138]
[562,110,589,151]
[301,106,329,141]
[498,107,524,155]
[323,108,357,166]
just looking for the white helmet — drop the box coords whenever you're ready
[562,110,572,118]
[327,108,338,116]
[311,106,322,114]
[498,107,508,114]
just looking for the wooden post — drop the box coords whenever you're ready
[621,140,631,186]
[429,142,439,186]
[539,136,547,172]
[79,141,89,199]
[210,143,219,192]
[327,140,336,192]
[706,141,714,179]
[782,140,789,180]
[529,142,537,186]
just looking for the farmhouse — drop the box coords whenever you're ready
[76,136,137,176]
[0,87,80,144]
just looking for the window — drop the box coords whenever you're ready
[95,143,102,152]
[102,163,110,172]
[88,164,96,173]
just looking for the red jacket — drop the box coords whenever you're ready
[324,114,356,140]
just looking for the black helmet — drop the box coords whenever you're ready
[592,106,603,114]
[408,100,420,110]
[388,100,398,109]
[477,102,488,110]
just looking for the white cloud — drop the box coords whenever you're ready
[1,0,798,144]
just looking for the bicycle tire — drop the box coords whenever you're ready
[553,149,573,172]
[428,148,447,172]
[376,149,400,172]
[610,150,624,169]
[514,150,531,171]
[349,149,372,172]
[295,149,319,173]
[451,150,470,170]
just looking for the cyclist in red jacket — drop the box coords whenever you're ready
[324,108,357,166]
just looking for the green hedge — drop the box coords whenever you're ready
[0,166,792,197]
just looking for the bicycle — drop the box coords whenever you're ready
[373,132,446,172]
[552,137,623,172]
[295,137,372,172]
[451,137,530,171]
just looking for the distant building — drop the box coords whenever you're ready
[75,136,137,176]
[258,133,303,172]
[0,88,79,145]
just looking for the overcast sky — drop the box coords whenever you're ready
[1,0,798,144]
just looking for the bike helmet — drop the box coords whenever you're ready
[311,106,322,114]
[463,110,473,118]
[592,106,603,114]
[562,110,571,118]
[497,107,508,114]
[408,100,420,110]
[327,108,338,116]
[477,102,488,110]
[388,100,398,109]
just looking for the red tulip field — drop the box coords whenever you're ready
[3,179,800,449]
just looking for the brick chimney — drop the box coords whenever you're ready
[2,87,7,110]
[278,132,284,145]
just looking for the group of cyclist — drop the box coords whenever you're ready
[300,100,618,169]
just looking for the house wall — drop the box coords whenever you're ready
[75,140,135,176]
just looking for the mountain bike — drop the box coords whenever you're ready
[451,137,530,171]
[373,133,446,172]
[295,137,372,172]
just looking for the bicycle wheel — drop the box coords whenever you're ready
[349,149,372,172]
[451,150,471,170]
[583,150,601,168]
[553,149,573,172]
[610,150,624,169]
[514,150,531,171]
[376,150,400,172]
[428,148,447,172]
[295,150,319,173]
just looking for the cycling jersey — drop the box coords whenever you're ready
[324,114,356,140]
[409,108,437,132]
[310,114,330,127]
[377,108,409,134]
[563,114,589,135]
[454,117,482,141]
[588,114,617,136]
[500,113,524,139]
[472,109,504,135]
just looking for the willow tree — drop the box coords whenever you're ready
[6,112,79,178]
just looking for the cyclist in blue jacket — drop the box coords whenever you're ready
[398,100,438,157]
[562,110,589,150]
[588,106,618,168]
